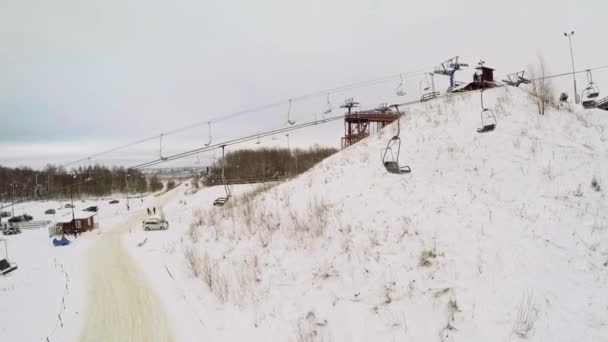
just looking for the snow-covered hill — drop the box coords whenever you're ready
[131,87,608,342]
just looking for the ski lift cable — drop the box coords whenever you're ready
[11,65,608,209]
[62,65,608,170]
[129,64,608,171]
[60,67,433,168]
[10,65,608,208]
[127,114,346,170]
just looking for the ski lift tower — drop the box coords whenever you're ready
[434,56,469,92]
[341,101,400,148]
[340,98,359,114]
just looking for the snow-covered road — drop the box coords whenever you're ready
[79,193,176,342]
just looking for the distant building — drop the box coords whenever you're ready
[51,211,98,236]
[451,65,497,93]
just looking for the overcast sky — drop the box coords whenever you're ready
[1,0,607,169]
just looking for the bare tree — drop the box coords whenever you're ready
[527,56,555,115]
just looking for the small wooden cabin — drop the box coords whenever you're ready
[54,211,98,235]
[452,65,497,92]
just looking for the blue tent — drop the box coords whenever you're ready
[52,236,71,247]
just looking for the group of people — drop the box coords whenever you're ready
[146,207,157,215]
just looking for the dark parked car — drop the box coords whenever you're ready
[8,216,23,223]
[109,200,119,204]
[8,214,33,223]
[65,203,75,208]
[83,206,98,212]
[45,209,56,215]
[0,211,10,218]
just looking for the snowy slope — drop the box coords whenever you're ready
[0,194,158,342]
[129,87,608,342]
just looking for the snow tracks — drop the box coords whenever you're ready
[79,196,175,342]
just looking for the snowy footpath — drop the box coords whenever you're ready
[78,190,177,342]
[0,191,172,342]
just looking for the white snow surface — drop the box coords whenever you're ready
[2,87,608,341]
[0,195,155,342]
[125,87,608,342]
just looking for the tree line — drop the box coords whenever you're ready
[203,146,337,185]
[0,164,164,202]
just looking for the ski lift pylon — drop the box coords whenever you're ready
[213,145,231,207]
[381,106,411,174]
[477,88,497,133]
[502,71,530,87]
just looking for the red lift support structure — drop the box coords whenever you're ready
[341,101,401,148]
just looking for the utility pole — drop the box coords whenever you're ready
[125,173,130,211]
[10,177,15,217]
[286,134,294,175]
[70,173,76,235]
[563,31,578,103]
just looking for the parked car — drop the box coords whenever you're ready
[0,211,10,218]
[8,214,33,223]
[2,225,21,235]
[109,200,119,204]
[65,203,75,209]
[45,209,56,215]
[142,217,169,231]
[83,206,98,212]
[8,216,23,223]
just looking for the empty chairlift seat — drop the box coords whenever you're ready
[0,258,17,275]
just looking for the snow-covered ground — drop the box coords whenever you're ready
[0,194,156,342]
[126,87,608,341]
[2,87,608,341]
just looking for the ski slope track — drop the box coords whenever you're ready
[145,86,608,342]
[78,191,177,342]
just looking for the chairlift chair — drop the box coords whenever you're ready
[381,109,411,174]
[323,93,333,115]
[582,70,600,109]
[396,74,406,96]
[159,133,168,160]
[0,239,17,276]
[204,122,212,146]
[477,89,497,133]
[287,99,296,125]
[213,146,231,207]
